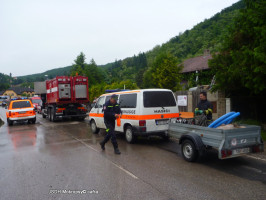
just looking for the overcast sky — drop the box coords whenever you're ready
[0,0,239,77]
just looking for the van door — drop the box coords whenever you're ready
[117,93,137,132]
[142,90,179,132]
[94,96,105,128]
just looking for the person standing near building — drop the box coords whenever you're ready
[195,91,213,120]
[100,94,122,154]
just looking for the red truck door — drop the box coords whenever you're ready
[72,76,89,104]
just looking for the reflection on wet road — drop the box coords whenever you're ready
[0,107,266,200]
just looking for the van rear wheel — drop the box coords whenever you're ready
[125,126,136,144]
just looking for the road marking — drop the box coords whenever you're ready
[244,154,266,162]
[71,136,138,180]
[111,162,138,179]
[242,165,263,173]
[72,136,99,153]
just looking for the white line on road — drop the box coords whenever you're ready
[71,136,139,180]
[72,136,100,153]
[244,154,266,162]
[111,162,139,179]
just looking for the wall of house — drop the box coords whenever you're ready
[2,90,35,98]
[175,90,228,120]
[3,90,18,97]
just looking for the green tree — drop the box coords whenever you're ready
[85,59,105,85]
[151,53,183,91]
[71,52,87,76]
[209,0,266,95]
[0,73,10,90]
[143,68,156,88]
[71,53,106,86]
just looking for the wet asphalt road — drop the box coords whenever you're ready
[0,107,266,200]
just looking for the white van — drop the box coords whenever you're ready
[89,89,179,143]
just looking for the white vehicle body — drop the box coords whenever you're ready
[89,89,179,142]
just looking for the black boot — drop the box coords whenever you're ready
[99,141,105,150]
[114,148,121,155]
[112,141,120,154]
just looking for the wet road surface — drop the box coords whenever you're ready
[0,107,266,200]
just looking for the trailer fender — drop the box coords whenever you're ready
[179,133,205,152]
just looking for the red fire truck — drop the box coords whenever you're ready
[34,76,89,121]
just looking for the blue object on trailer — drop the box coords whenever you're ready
[210,112,240,128]
[221,112,240,126]
[208,112,236,128]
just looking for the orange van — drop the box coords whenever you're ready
[6,99,36,126]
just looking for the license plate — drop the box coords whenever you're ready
[232,147,250,155]
[156,120,169,125]
[19,111,26,114]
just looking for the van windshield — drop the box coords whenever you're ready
[143,91,176,107]
[12,101,32,109]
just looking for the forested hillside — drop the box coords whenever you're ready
[14,66,72,85]
[102,0,245,88]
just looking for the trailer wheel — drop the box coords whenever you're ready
[125,126,136,144]
[181,139,198,162]
[90,120,99,134]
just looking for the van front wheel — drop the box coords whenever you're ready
[90,120,99,134]
[125,126,136,144]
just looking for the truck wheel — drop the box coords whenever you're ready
[79,117,86,121]
[90,120,99,134]
[50,107,55,122]
[32,117,36,124]
[48,108,51,121]
[181,139,198,162]
[125,126,136,144]
[42,110,46,118]
[7,119,13,126]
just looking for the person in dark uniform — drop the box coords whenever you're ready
[195,91,213,120]
[100,94,122,154]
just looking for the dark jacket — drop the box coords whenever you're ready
[196,99,213,120]
[103,100,121,122]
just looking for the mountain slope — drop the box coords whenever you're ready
[14,66,72,84]
[101,0,245,87]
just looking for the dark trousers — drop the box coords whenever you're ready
[102,120,118,149]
